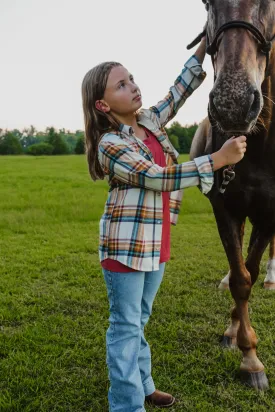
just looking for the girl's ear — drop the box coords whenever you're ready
[95,100,110,113]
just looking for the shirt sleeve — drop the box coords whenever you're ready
[149,55,207,128]
[98,134,213,194]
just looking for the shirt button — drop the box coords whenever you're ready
[199,71,207,80]
[157,220,161,224]
[156,246,160,251]
[156,192,161,196]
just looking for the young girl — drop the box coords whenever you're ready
[81,38,246,412]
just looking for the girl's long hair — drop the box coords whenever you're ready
[81,62,122,180]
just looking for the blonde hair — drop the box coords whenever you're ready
[81,62,122,180]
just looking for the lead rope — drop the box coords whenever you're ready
[219,164,236,194]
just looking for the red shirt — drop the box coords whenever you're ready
[101,127,170,272]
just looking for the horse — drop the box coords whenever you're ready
[191,118,275,290]
[189,0,275,390]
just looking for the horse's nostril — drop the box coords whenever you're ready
[250,90,260,114]
[246,90,261,122]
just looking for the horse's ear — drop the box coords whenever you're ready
[202,0,209,11]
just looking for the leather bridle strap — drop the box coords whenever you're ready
[187,20,275,77]
[207,20,273,53]
[207,20,275,77]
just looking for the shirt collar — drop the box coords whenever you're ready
[119,124,134,136]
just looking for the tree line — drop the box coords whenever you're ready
[0,122,199,155]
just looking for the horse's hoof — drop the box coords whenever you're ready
[264,282,275,290]
[240,370,269,391]
[218,281,229,290]
[221,335,237,349]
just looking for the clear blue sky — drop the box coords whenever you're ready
[0,0,214,132]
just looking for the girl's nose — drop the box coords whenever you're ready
[131,83,138,93]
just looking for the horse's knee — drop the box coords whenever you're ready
[229,272,252,300]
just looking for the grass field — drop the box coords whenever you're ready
[1,154,275,412]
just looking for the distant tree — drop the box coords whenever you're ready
[20,134,42,151]
[19,125,45,152]
[75,130,84,136]
[27,143,54,156]
[165,121,199,154]
[46,127,69,155]
[60,132,78,153]
[0,132,23,155]
[11,129,22,139]
[74,135,85,154]
[169,134,180,150]
[27,125,37,136]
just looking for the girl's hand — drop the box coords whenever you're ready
[211,136,247,171]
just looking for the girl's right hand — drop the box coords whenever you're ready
[211,136,247,171]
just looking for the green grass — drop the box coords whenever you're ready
[0,154,274,412]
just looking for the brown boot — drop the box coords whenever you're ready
[145,390,175,408]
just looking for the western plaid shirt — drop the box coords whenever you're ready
[98,55,214,272]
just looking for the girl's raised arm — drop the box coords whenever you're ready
[149,40,207,128]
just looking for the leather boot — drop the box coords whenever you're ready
[145,389,175,408]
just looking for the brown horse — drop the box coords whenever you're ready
[189,0,275,390]
[191,118,275,290]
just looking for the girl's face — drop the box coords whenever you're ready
[98,66,142,119]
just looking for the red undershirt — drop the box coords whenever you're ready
[101,127,171,272]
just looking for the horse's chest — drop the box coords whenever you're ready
[221,164,275,229]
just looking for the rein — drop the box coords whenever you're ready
[187,14,275,194]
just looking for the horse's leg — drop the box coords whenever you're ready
[240,231,271,389]
[221,221,245,348]
[264,236,275,290]
[218,221,245,291]
[212,203,268,390]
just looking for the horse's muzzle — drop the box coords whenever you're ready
[209,87,262,133]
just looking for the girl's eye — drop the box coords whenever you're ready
[119,82,125,89]
[130,77,135,83]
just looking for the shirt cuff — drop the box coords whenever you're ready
[184,55,207,80]
[194,155,214,194]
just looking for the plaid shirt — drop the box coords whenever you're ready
[98,55,214,272]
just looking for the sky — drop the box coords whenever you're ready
[0,0,214,132]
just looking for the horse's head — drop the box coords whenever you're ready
[204,0,275,134]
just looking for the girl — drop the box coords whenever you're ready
[81,37,246,412]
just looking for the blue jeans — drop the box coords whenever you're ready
[103,263,165,412]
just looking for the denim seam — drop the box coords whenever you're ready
[108,271,116,343]
[107,272,116,410]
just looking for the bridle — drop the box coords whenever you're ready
[187,21,275,79]
[207,21,275,78]
[187,1,275,194]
